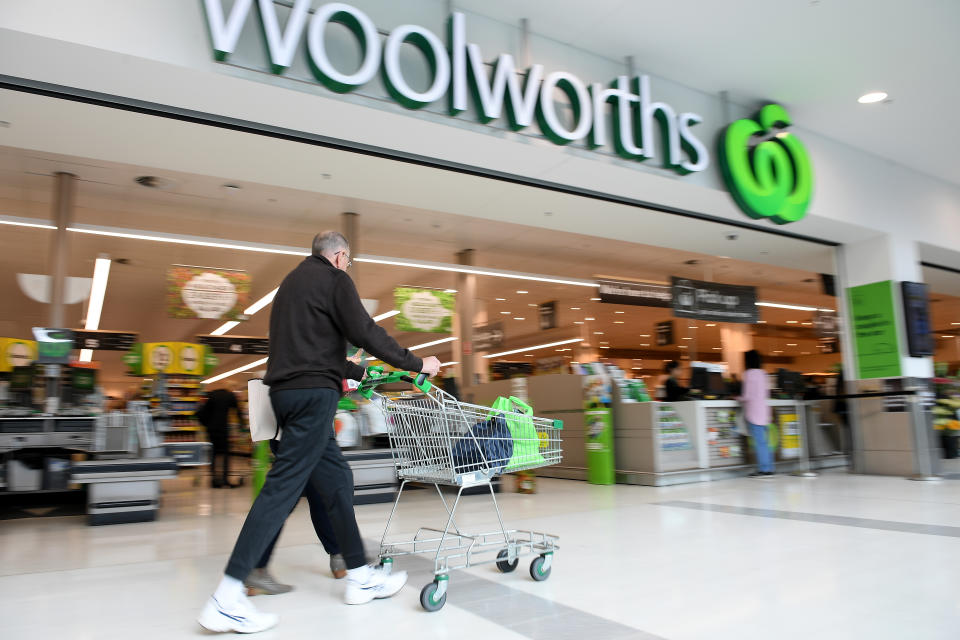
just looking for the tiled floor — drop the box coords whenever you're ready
[1,466,959,639]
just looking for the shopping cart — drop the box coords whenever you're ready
[358,366,563,611]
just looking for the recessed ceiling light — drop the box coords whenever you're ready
[786,320,799,324]
[640,343,650,346]
[600,341,609,344]
[525,354,534,357]
[528,303,538,307]
[594,331,604,335]
[757,320,767,324]
[514,317,526,320]
[615,311,625,314]
[600,346,611,349]
[706,323,716,327]
[679,345,688,349]
[712,347,722,350]
[517,290,528,294]
[858,91,888,104]
[941,335,954,338]
[495,298,506,301]
[787,343,798,346]
[682,337,693,340]
[688,326,697,329]
[574,321,584,324]
[570,307,581,310]
[500,311,511,315]
[632,367,642,370]
[614,321,625,324]
[952,322,960,326]
[590,297,601,301]
[640,334,651,338]
[585,317,596,321]
[802,322,813,326]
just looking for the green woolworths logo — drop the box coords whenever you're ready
[719,104,814,225]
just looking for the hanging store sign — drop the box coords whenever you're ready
[472,322,505,351]
[900,281,934,357]
[538,301,557,330]
[198,335,271,355]
[671,277,758,324]
[124,342,219,376]
[200,1,708,175]
[596,279,672,308]
[33,328,75,364]
[72,330,139,352]
[167,266,251,321]
[656,320,674,346]
[393,287,455,333]
[0,338,37,372]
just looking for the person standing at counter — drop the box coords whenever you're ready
[663,361,689,402]
[741,350,774,478]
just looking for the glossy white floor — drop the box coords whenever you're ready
[1,467,959,640]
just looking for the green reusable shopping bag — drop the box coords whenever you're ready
[491,396,545,471]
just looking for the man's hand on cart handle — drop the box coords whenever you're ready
[420,356,441,377]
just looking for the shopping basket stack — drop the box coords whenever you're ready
[358,367,563,611]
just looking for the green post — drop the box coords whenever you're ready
[583,367,616,484]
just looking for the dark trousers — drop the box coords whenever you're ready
[210,430,230,486]
[256,440,340,568]
[225,388,365,580]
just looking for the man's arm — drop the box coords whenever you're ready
[329,274,424,372]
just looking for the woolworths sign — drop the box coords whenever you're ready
[201,1,812,222]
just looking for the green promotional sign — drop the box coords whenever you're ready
[394,288,455,333]
[719,104,813,225]
[848,281,902,379]
[583,370,616,485]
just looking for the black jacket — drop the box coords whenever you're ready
[264,255,423,392]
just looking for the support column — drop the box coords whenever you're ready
[456,249,477,388]
[49,172,76,328]
[342,211,360,286]
[720,325,753,376]
[835,233,936,477]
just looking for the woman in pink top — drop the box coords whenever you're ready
[741,350,774,478]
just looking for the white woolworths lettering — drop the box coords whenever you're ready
[199,1,709,172]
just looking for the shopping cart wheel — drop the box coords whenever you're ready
[529,555,552,582]
[496,549,518,573]
[420,581,447,612]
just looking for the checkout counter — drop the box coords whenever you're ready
[466,373,847,486]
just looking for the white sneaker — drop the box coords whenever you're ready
[344,565,408,605]
[198,594,279,633]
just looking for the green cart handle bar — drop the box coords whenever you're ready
[358,365,432,398]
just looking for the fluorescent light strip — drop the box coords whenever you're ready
[210,321,240,336]
[355,255,595,287]
[0,217,56,230]
[67,225,310,257]
[408,336,458,351]
[756,302,835,312]
[78,257,112,363]
[484,337,583,359]
[373,309,401,322]
[203,357,269,385]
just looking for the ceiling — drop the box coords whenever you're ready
[455,0,960,187]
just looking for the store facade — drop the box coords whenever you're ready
[1,1,959,487]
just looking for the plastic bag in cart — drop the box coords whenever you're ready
[490,396,546,471]
[450,414,513,475]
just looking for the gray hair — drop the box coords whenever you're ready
[312,230,349,259]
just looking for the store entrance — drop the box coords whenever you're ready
[0,87,847,507]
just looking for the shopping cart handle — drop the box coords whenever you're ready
[358,366,432,398]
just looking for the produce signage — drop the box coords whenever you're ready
[201,1,708,175]
[167,266,251,321]
[394,288,455,333]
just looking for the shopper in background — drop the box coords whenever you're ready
[199,231,440,634]
[741,350,774,478]
[663,361,689,402]
[196,387,245,489]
